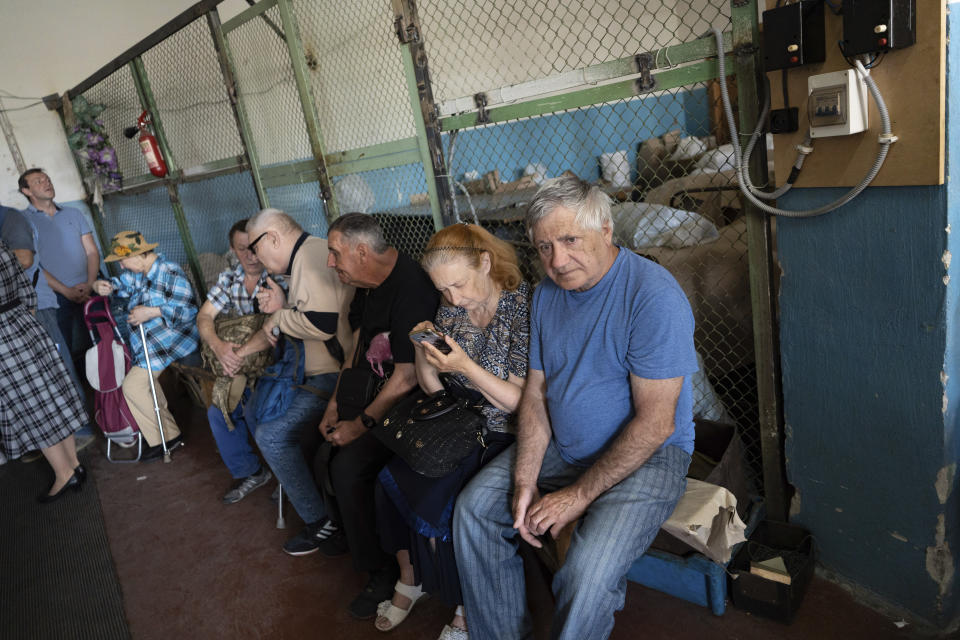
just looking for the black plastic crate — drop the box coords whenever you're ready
[729,521,816,623]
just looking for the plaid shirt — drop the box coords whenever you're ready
[206,264,284,316]
[110,252,199,370]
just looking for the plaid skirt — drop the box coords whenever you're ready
[0,305,87,464]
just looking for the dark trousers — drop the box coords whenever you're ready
[55,293,91,364]
[321,430,394,573]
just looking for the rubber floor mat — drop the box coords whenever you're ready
[0,453,130,639]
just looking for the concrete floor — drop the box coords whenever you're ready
[82,388,936,640]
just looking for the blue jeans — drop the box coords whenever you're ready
[253,373,337,524]
[208,389,260,479]
[453,440,690,640]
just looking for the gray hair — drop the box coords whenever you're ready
[246,208,303,235]
[328,212,390,254]
[525,174,612,240]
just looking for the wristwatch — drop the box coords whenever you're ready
[360,412,377,429]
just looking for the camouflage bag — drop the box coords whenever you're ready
[201,313,274,429]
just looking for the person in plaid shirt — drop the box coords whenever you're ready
[198,219,284,504]
[93,230,199,461]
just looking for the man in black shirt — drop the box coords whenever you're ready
[318,213,439,619]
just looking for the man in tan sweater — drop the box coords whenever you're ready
[234,208,354,554]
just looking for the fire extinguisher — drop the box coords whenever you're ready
[123,111,168,178]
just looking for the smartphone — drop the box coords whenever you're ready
[409,328,452,354]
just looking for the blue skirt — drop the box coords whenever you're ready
[376,431,513,606]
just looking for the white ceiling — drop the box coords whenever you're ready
[0,0,249,100]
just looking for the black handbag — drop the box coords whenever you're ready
[335,367,382,420]
[335,330,389,420]
[372,389,487,478]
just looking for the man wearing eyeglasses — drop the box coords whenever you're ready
[232,208,354,555]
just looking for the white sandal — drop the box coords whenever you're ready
[437,606,469,640]
[374,581,426,632]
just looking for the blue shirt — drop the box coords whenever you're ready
[24,203,93,288]
[0,209,58,310]
[529,248,698,466]
[110,252,199,370]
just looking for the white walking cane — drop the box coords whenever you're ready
[139,323,173,464]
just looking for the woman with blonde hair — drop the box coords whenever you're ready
[373,224,530,639]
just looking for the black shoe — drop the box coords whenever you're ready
[140,444,163,462]
[317,528,349,558]
[141,436,183,462]
[37,471,82,504]
[74,464,87,485]
[348,565,400,619]
[283,519,340,556]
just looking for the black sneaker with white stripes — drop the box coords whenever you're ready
[282,519,340,556]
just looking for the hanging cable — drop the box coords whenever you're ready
[0,101,44,113]
[712,28,897,218]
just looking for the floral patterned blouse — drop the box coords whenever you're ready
[434,280,531,432]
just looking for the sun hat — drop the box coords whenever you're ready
[104,230,159,262]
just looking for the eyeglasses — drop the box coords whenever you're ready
[247,231,269,254]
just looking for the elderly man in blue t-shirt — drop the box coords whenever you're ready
[454,174,698,640]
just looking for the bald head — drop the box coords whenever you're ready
[246,208,303,237]
[244,208,304,275]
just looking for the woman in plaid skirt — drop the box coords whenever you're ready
[0,240,88,502]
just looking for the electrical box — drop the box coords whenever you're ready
[807,69,868,138]
[842,0,916,57]
[762,1,826,72]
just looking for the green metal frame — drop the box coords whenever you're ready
[401,44,445,231]
[222,0,278,33]
[129,56,208,300]
[732,0,786,520]
[259,137,422,187]
[394,0,454,230]
[437,33,734,127]
[207,9,270,209]
[440,59,727,131]
[326,137,420,167]
[275,0,339,221]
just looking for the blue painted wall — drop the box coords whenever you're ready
[330,87,712,213]
[776,6,960,624]
[778,185,954,621]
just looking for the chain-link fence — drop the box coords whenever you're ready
[417,0,763,487]
[142,18,245,170]
[290,0,434,258]
[66,0,769,493]
[227,5,312,168]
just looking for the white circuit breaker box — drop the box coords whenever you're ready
[807,69,869,138]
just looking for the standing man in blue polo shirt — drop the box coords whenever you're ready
[19,168,101,369]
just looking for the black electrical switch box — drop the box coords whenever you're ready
[842,0,916,57]
[762,1,826,72]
